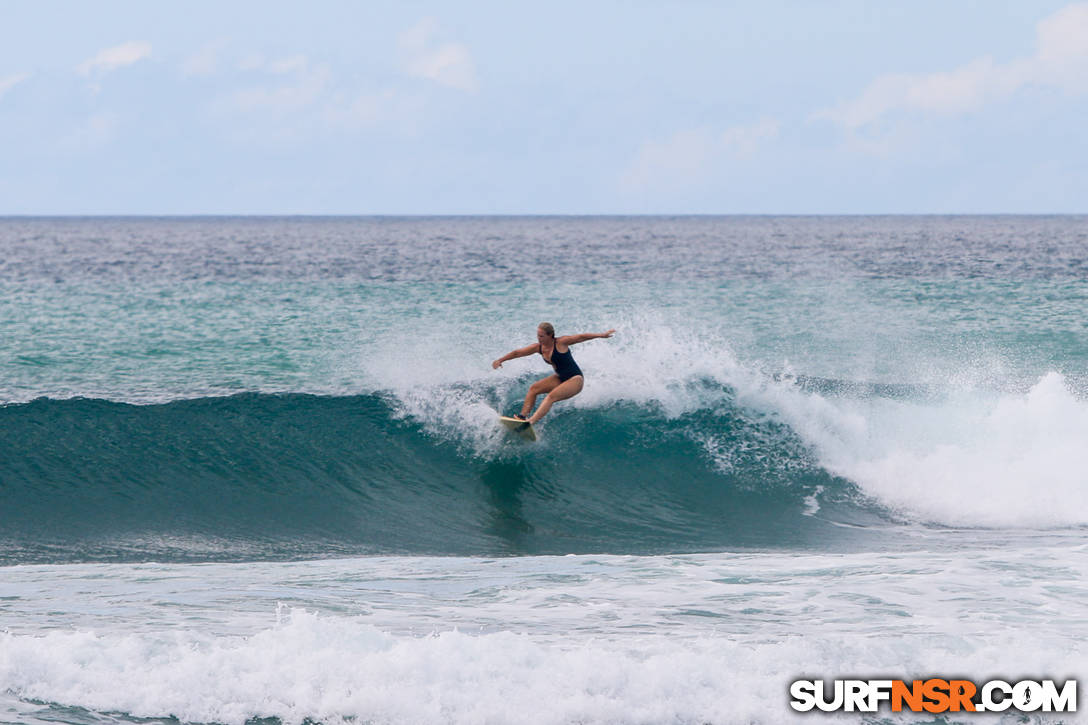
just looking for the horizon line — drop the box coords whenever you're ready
[1,212,1086,219]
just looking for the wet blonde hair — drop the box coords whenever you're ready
[538,322,555,338]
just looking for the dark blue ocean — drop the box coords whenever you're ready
[2,216,1086,724]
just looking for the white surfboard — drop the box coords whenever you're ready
[498,416,537,442]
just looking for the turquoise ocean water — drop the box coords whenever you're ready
[2,216,1087,723]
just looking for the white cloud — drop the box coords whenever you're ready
[232,51,311,76]
[621,120,780,191]
[266,55,308,75]
[229,59,330,113]
[213,50,422,134]
[213,39,460,135]
[816,2,1088,129]
[182,41,226,77]
[721,118,781,157]
[399,17,478,92]
[76,41,152,76]
[323,89,402,127]
[1034,2,1088,88]
[0,72,30,99]
[235,53,310,76]
[623,128,718,191]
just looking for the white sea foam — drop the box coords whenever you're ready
[0,620,784,725]
[755,370,1088,528]
[3,547,1086,725]
[368,309,752,450]
[6,620,1077,725]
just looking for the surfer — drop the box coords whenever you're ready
[492,322,615,425]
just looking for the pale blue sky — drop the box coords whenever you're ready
[1,1,1085,214]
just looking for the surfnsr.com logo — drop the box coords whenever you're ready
[789,678,1077,713]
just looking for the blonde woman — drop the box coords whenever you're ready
[492,322,615,425]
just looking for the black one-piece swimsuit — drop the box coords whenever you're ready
[544,343,583,382]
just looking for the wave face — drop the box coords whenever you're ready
[0,392,882,564]
[5,216,1088,564]
[6,365,1088,564]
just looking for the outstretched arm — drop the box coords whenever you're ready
[559,329,616,346]
[492,342,540,369]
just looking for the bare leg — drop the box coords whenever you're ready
[521,375,560,417]
[528,375,584,424]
